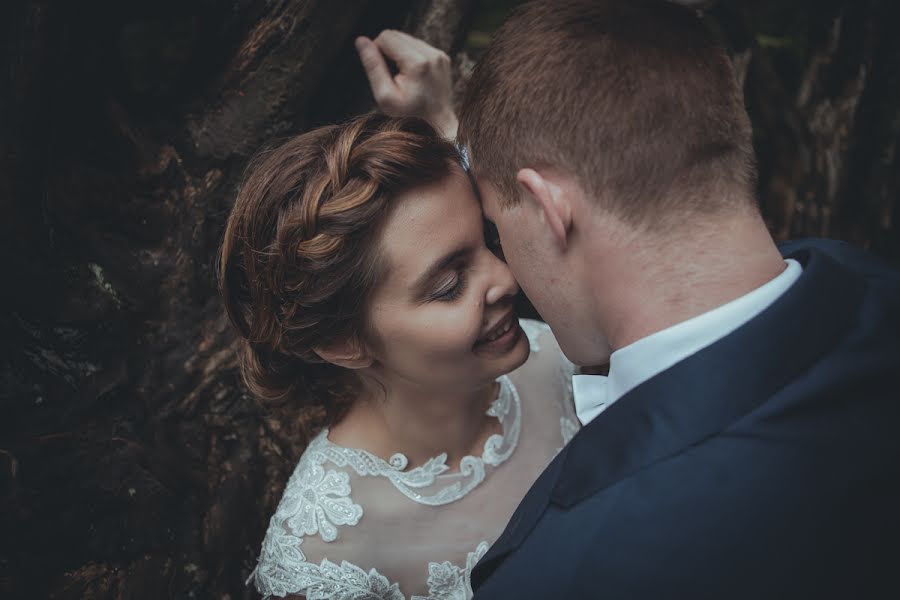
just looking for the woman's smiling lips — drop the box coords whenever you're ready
[474,311,522,355]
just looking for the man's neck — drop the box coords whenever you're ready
[328,374,501,471]
[590,210,786,352]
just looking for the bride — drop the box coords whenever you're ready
[218,33,585,600]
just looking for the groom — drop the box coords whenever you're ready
[455,1,900,597]
[358,1,900,597]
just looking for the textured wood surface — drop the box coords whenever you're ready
[0,1,477,598]
[2,1,898,598]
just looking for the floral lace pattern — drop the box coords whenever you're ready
[250,377,519,599]
[250,519,310,597]
[281,461,363,542]
[252,528,489,600]
[520,319,546,352]
[290,559,404,600]
[249,320,577,599]
[308,375,521,507]
[411,542,490,600]
[251,532,404,600]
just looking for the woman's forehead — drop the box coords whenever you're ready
[377,171,482,288]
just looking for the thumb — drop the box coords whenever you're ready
[355,36,398,106]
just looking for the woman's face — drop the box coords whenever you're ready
[365,167,530,392]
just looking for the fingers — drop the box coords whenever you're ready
[400,31,451,62]
[357,29,455,129]
[355,36,399,107]
[373,30,448,71]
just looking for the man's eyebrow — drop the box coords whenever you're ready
[413,247,470,296]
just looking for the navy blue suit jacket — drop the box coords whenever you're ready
[472,239,900,599]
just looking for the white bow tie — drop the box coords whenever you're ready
[572,374,611,425]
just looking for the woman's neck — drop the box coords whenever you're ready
[327,375,502,471]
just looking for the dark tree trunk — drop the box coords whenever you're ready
[0,1,476,598]
[712,0,900,262]
[3,1,899,598]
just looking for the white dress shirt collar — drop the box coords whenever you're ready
[573,259,803,425]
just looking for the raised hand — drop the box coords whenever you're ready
[355,30,458,138]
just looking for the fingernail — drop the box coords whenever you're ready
[354,37,367,51]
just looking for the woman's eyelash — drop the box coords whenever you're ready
[434,271,467,302]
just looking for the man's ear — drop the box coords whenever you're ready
[516,168,572,250]
[314,337,373,370]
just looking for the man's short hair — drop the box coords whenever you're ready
[458,0,757,226]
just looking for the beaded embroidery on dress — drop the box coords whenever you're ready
[249,319,579,599]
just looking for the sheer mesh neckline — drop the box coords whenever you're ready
[248,320,582,598]
[308,375,522,505]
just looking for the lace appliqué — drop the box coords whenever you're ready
[252,530,490,600]
[279,461,363,542]
[250,518,310,597]
[249,322,544,599]
[519,318,547,352]
[251,531,404,600]
[296,559,405,600]
[411,542,490,600]
[310,376,521,506]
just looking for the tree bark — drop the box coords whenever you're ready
[0,1,477,598]
[3,1,899,598]
[711,0,900,261]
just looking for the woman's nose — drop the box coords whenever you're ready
[485,252,519,305]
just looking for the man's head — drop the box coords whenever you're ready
[458,0,758,363]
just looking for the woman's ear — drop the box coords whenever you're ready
[515,168,572,250]
[314,337,374,370]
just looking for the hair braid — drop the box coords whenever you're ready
[217,113,461,427]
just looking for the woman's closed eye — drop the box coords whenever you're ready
[433,270,468,302]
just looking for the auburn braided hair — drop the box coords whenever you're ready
[218,113,461,424]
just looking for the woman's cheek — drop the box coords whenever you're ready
[457,308,486,354]
[424,305,480,356]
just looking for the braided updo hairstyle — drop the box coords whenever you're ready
[218,113,462,425]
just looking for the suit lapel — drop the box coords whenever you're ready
[473,245,866,586]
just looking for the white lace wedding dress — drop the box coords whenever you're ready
[249,319,579,599]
